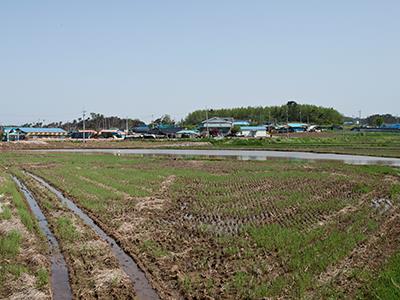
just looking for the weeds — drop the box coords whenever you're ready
[56,217,78,242]
[35,268,49,288]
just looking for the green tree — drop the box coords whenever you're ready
[230,125,241,136]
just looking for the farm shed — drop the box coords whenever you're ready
[3,127,67,141]
[239,126,268,137]
[287,123,308,132]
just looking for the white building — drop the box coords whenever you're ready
[239,126,268,137]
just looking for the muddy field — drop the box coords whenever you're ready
[1,152,400,299]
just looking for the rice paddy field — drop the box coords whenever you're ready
[1,152,400,299]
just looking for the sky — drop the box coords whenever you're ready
[1,1,399,125]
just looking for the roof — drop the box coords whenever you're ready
[99,129,122,133]
[176,130,200,135]
[14,127,66,134]
[201,117,234,124]
[152,127,183,134]
[382,123,400,129]
[78,130,97,133]
[240,126,267,131]
[233,120,250,126]
[287,123,308,128]
[131,126,150,133]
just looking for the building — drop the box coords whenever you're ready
[98,129,125,139]
[150,125,183,138]
[200,117,234,136]
[131,125,150,134]
[3,127,67,141]
[176,130,200,138]
[382,123,400,130]
[287,123,308,132]
[233,120,251,127]
[239,126,268,138]
[70,130,97,139]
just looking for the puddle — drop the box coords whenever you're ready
[28,173,159,300]
[34,148,400,167]
[13,177,72,300]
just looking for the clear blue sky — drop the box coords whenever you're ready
[1,1,399,124]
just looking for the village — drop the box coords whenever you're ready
[1,118,318,141]
[2,115,400,142]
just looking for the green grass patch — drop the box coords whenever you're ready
[35,268,49,289]
[140,240,168,258]
[0,206,12,220]
[0,230,22,258]
[56,217,78,242]
[363,252,400,299]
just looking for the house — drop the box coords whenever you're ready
[239,126,268,138]
[3,127,67,141]
[200,117,234,136]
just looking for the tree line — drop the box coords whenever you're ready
[183,102,344,125]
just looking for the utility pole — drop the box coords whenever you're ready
[126,116,129,134]
[358,110,362,125]
[205,108,209,137]
[82,110,86,143]
[299,109,302,123]
[286,104,289,137]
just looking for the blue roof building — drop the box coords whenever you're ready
[233,120,251,126]
[3,127,67,141]
[382,123,400,129]
[287,123,308,132]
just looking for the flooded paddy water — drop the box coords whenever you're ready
[35,148,400,167]
[13,177,72,300]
